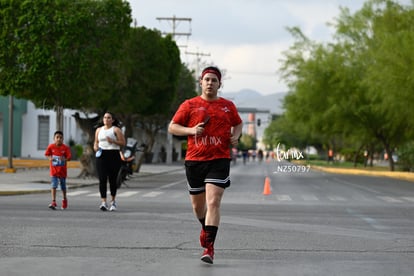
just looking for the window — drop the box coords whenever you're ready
[38,115,49,150]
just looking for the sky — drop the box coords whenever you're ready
[128,0,411,95]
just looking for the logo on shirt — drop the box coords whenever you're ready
[196,136,222,146]
[221,107,230,113]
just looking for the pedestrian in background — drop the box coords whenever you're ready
[328,149,334,164]
[93,112,125,211]
[45,130,72,210]
[168,66,243,264]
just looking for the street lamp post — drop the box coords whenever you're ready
[5,95,16,173]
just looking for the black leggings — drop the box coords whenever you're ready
[96,150,121,198]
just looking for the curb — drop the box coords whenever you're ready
[311,165,414,182]
[0,182,98,196]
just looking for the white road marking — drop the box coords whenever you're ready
[401,197,414,202]
[87,193,101,197]
[276,194,292,201]
[377,196,403,203]
[116,191,140,197]
[67,190,91,196]
[142,191,163,198]
[327,196,346,201]
[301,195,319,201]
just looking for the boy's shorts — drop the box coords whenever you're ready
[51,177,67,190]
[185,158,231,195]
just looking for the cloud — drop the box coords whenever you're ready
[280,2,339,40]
[184,41,289,93]
[129,0,412,95]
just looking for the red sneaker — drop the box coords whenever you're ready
[61,199,68,210]
[201,245,214,264]
[200,228,206,248]
[48,201,57,210]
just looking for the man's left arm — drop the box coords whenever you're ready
[230,122,243,147]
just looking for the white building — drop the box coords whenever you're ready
[0,96,173,163]
[0,97,85,159]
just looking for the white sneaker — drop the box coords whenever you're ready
[109,201,117,211]
[100,202,108,211]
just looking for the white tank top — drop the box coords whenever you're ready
[98,126,120,150]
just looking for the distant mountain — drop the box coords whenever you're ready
[221,89,286,114]
[221,89,262,101]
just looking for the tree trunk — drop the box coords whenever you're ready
[380,139,395,171]
[353,144,364,168]
[56,105,64,132]
[72,113,100,177]
[376,133,395,171]
[385,147,395,171]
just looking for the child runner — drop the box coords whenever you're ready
[45,131,72,210]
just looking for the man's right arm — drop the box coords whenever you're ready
[169,121,203,136]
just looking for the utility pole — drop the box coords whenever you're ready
[156,15,192,164]
[156,15,191,48]
[185,50,211,93]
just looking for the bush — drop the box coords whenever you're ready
[340,148,365,164]
[75,145,83,158]
[397,142,414,171]
[304,154,319,160]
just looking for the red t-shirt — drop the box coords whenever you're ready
[172,96,242,161]
[44,143,72,178]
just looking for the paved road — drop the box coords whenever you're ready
[1,159,413,276]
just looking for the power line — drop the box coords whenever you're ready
[185,50,211,93]
[156,15,191,48]
[185,50,211,74]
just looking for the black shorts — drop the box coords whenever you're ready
[185,158,231,195]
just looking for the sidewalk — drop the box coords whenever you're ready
[0,159,184,195]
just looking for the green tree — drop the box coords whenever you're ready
[368,2,414,129]
[333,0,412,170]
[278,28,346,154]
[277,1,414,171]
[0,0,132,130]
[111,27,182,159]
[0,0,23,94]
[239,134,256,151]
